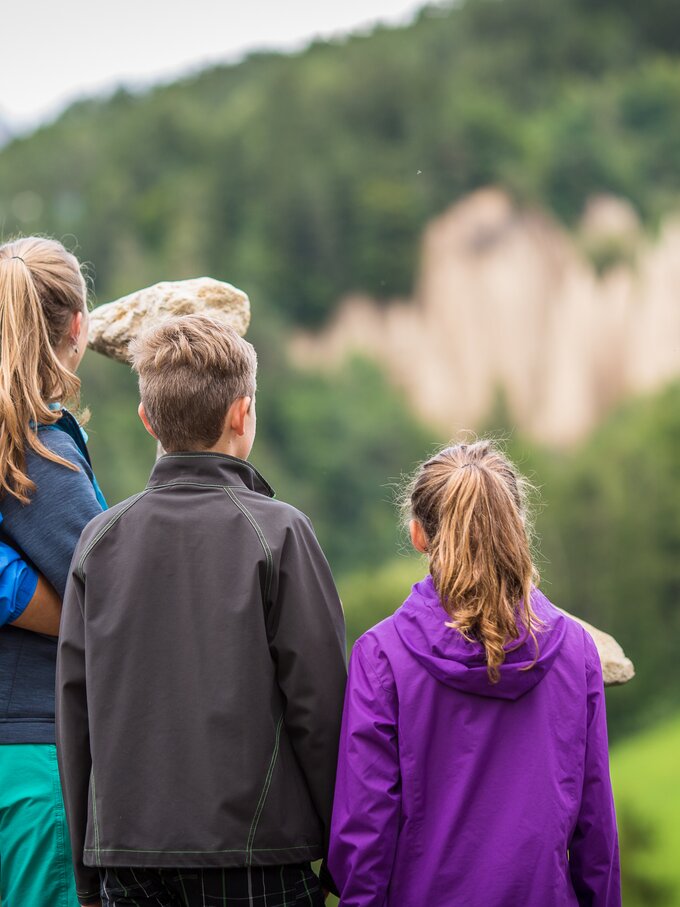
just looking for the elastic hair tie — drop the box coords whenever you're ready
[11,256,25,263]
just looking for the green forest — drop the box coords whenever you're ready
[1,0,680,902]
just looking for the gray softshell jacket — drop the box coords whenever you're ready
[56,453,347,902]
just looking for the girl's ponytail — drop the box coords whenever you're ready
[406,441,540,682]
[0,238,87,503]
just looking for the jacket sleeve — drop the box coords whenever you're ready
[569,631,621,907]
[267,513,347,850]
[328,638,401,907]
[55,555,101,903]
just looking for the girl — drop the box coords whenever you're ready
[328,441,620,907]
[0,237,106,907]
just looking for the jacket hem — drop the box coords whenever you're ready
[84,843,323,869]
[0,718,55,745]
[76,886,102,900]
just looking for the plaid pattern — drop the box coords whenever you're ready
[99,863,325,907]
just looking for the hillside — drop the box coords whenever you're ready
[0,116,11,148]
[292,188,680,445]
[1,0,680,327]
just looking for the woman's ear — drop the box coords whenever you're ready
[138,402,159,440]
[410,519,429,554]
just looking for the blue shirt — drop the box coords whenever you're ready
[0,525,38,625]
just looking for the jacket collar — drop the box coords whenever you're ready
[147,452,275,498]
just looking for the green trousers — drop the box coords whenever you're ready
[0,744,80,907]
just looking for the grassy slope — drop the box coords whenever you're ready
[611,715,680,903]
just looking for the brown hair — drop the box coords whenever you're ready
[404,440,541,682]
[0,237,88,503]
[130,314,257,452]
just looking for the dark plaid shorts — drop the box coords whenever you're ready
[99,863,325,906]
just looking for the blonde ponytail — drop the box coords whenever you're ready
[405,441,541,682]
[0,237,87,503]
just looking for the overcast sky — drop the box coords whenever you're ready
[1,0,428,131]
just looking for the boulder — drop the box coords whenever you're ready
[88,277,250,363]
[561,610,635,686]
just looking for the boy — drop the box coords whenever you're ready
[56,315,347,907]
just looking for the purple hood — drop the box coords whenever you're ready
[394,576,568,700]
[329,575,620,907]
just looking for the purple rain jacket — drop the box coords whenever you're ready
[328,576,621,907]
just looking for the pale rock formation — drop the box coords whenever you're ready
[562,612,635,687]
[291,188,680,446]
[580,193,641,244]
[88,277,250,363]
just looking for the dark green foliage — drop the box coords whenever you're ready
[78,351,156,505]
[247,313,436,570]
[536,384,680,739]
[1,0,680,324]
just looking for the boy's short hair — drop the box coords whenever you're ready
[130,314,257,452]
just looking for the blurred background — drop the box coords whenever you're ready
[2,0,679,902]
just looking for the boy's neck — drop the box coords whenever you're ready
[204,434,250,461]
[163,438,250,462]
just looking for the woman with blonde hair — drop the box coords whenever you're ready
[0,237,106,907]
[328,441,620,906]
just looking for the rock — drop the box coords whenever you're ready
[88,277,250,363]
[580,193,640,243]
[561,610,635,686]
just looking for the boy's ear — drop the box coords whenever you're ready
[227,397,252,437]
[138,402,159,440]
[69,310,83,347]
[410,519,429,554]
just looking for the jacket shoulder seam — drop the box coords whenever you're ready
[222,486,273,606]
[76,490,151,580]
[355,637,395,696]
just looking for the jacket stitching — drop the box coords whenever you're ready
[357,639,394,696]
[158,453,273,494]
[76,490,151,580]
[246,713,285,864]
[148,481,231,489]
[90,770,101,865]
[161,453,244,460]
[222,486,273,607]
[83,844,319,853]
[145,481,271,491]
[48,746,70,899]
